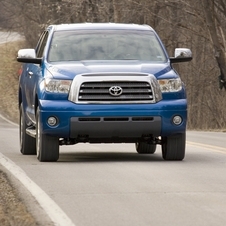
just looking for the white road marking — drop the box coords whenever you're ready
[0,152,76,226]
[0,111,224,225]
[0,31,24,44]
[0,114,18,126]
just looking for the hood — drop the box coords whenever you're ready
[46,61,173,79]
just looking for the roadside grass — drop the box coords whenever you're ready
[0,40,25,124]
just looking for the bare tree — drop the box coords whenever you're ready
[0,0,225,130]
[201,0,226,90]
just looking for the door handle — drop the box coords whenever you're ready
[28,71,33,76]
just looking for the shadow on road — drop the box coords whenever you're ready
[58,151,164,163]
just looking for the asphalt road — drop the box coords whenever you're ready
[0,31,23,44]
[0,115,226,226]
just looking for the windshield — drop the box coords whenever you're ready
[48,30,167,62]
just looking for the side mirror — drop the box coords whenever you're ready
[170,48,192,63]
[17,49,42,64]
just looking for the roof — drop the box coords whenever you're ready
[49,23,154,32]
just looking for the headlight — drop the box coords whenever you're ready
[44,78,72,93]
[158,78,182,92]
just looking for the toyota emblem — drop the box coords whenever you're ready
[109,86,123,96]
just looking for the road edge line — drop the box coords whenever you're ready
[0,152,76,226]
[0,113,18,126]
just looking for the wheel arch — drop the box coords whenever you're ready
[35,94,39,116]
[18,87,22,109]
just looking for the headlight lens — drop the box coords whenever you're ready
[44,79,72,93]
[158,78,182,92]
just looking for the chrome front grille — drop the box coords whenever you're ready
[68,73,162,104]
[78,81,153,101]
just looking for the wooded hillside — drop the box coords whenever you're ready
[0,0,225,130]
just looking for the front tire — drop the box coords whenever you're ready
[135,142,156,154]
[161,133,186,161]
[20,104,36,155]
[36,107,59,162]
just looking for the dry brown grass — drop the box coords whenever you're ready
[0,40,25,124]
[0,170,38,226]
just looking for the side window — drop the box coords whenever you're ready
[36,31,49,58]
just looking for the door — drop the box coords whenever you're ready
[26,31,49,123]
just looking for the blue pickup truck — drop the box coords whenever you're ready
[17,23,192,162]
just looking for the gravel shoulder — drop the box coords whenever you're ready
[0,166,38,226]
[0,165,53,226]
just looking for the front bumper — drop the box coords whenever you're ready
[39,99,187,141]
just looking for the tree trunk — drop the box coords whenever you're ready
[202,0,226,89]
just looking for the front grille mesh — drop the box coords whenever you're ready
[78,81,154,102]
